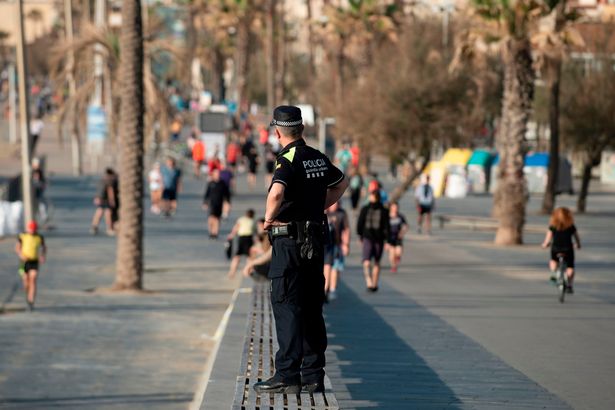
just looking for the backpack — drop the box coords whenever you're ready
[365,207,382,231]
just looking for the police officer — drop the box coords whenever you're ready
[254,106,349,394]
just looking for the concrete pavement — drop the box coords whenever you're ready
[0,170,245,409]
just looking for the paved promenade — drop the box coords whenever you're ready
[0,171,243,409]
[1,135,614,409]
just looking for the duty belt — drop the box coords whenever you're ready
[270,224,297,238]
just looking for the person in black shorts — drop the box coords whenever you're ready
[242,137,259,190]
[357,190,389,292]
[226,209,256,278]
[386,202,408,273]
[90,168,118,235]
[264,141,278,187]
[541,207,581,293]
[203,168,231,239]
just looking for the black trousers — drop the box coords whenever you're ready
[269,236,326,385]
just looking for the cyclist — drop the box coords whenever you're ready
[541,207,581,293]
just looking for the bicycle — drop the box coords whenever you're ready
[553,253,570,303]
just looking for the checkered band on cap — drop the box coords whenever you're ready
[270,119,303,127]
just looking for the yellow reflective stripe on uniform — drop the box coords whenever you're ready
[282,147,296,163]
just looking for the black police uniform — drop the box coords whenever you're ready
[268,137,345,386]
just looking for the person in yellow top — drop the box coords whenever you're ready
[226,209,256,278]
[15,221,46,311]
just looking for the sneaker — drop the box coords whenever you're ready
[90,226,98,235]
[328,290,338,301]
[391,266,398,273]
[549,274,557,283]
[566,286,574,294]
[27,301,34,312]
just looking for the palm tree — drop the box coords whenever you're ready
[114,0,144,291]
[534,1,582,213]
[470,0,558,245]
[317,0,399,107]
[50,21,182,150]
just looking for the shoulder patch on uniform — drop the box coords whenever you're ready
[282,147,296,163]
[276,161,282,170]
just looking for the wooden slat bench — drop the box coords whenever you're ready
[231,283,338,410]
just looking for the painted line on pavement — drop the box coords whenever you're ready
[189,286,252,410]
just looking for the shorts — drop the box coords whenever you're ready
[419,205,432,215]
[97,199,110,209]
[551,249,575,268]
[266,161,275,174]
[22,260,39,274]
[324,245,345,271]
[351,190,361,210]
[248,161,257,174]
[362,239,384,263]
[162,188,177,201]
[388,238,403,247]
[236,236,254,256]
[209,203,223,218]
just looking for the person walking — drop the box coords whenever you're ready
[415,175,435,235]
[387,202,408,273]
[334,142,353,174]
[226,209,256,278]
[226,137,241,171]
[254,106,348,394]
[148,162,163,214]
[348,167,363,216]
[264,141,278,187]
[15,221,46,311]
[357,190,389,292]
[324,201,350,302]
[192,138,206,177]
[203,168,231,239]
[242,137,259,190]
[161,157,182,217]
[30,115,44,155]
[90,168,118,235]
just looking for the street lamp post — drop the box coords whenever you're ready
[15,0,34,226]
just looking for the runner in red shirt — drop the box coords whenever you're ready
[192,139,206,177]
[226,139,241,171]
[350,142,360,168]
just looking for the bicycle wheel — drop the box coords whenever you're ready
[558,271,566,303]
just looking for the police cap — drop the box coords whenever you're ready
[270,105,303,127]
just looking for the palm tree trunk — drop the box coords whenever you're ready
[235,12,252,121]
[275,0,286,104]
[114,0,144,290]
[306,0,316,77]
[541,59,561,214]
[577,161,592,214]
[266,0,276,113]
[493,39,534,245]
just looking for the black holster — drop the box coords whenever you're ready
[296,220,325,260]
